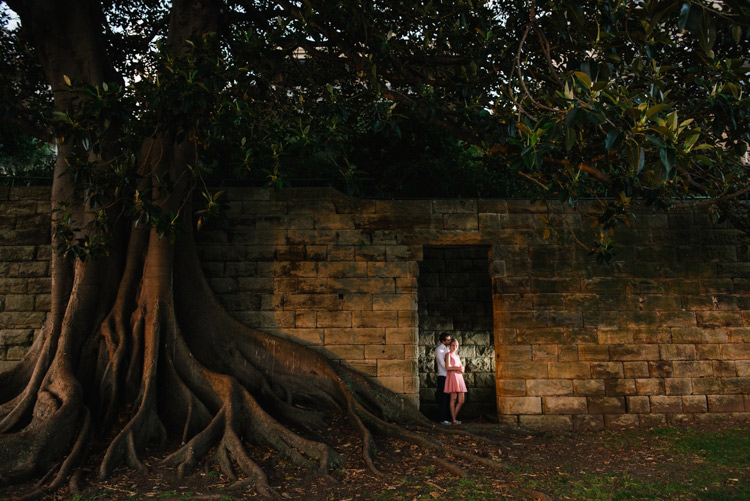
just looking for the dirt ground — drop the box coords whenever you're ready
[2,415,749,500]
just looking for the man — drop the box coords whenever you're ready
[435,332,452,425]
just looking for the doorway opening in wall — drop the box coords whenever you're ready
[417,245,497,421]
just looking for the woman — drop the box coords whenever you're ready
[444,339,467,424]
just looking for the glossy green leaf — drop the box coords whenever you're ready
[660,148,676,172]
[605,130,624,151]
[565,107,580,127]
[574,71,591,90]
[645,103,669,119]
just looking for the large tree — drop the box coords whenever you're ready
[0,0,749,498]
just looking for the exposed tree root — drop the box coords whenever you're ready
[1,223,501,500]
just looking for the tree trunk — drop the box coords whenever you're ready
[0,1,498,497]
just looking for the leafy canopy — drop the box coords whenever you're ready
[2,0,749,261]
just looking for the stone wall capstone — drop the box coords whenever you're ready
[2,186,750,429]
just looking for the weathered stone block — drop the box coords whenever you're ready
[597,329,634,345]
[605,414,640,429]
[496,345,532,362]
[517,328,564,344]
[660,344,697,361]
[692,377,722,394]
[623,362,650,378]
[712,360,737,377]
[549,362,590,379]
[327,344,365,360]
[0,311,46,328]
[633,328,671,344]
[284,294,340,311]
[565,328,598,344]
[639,414,667,428]
[500,311,548,329]
[627,396,650,413]
[668,413,695,425]
[721,344,750,360]
[372,293,416,311]
[728,327,750,342]
[636,378,665,395]
[582,278,631,294]
[696,311,743,328]
[543,396,587,414]
[559,345,579,361]
[532,345,558,361]
[664,378,692,395]
[641,295,682,311]
[590,362,624,379]
[386,328,417,345]
[605,379,636,396]
[6,345,29,360]
[0,329,34,345]
[530,293,565,310]
[377,359,416,377]
[573,414,604,431]
[587,396,626,414]
[326,328,385,345]
[620,312,659,328]
[547,311,584,328]
[696,344,721,360]
[564,294,598,311]
[668,279,700,295]
[352,311,398,328]
[610,345,660,361]
[648,361,674,377]
[673,361,714,378]
[527,379,573,396]
[497,379,526,397]
[368,261,416,278]
[365,345,405,360]
[316,311,352,328]
[681,295,713,310]
[682,395,708,413]
[574,379,605,396]
[650,395,683,413]
[496,362,548,379]
[532,278,581,293]
[707,395,745,412]
[498,396,542,415]
[519,415,573,430]
[722,377,750,394]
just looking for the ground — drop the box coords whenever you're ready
[2,415,749,500]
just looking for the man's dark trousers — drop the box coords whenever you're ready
[436,375,450,422]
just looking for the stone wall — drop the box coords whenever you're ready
[0,187,50,373]
[2,186,750,429]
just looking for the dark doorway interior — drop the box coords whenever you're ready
[417,246,496,420]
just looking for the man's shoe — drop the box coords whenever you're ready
[440,420,452,425]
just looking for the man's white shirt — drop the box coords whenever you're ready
[435,343,449,377]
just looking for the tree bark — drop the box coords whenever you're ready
[0,1,500,498]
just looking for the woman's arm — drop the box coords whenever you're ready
[446,353,459,371]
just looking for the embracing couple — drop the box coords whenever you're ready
[435,333,467,425]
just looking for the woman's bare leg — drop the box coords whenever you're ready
[454,393,465,421]
[449,393,458,423]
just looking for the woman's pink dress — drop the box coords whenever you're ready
[444,353,467,393]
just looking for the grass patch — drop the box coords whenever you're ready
[663,426,750,468]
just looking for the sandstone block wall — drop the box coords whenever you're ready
[491,202,750,430]
[0,187,51,373]
[2,186,750,429]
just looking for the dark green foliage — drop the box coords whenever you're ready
[2,0,749,261]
